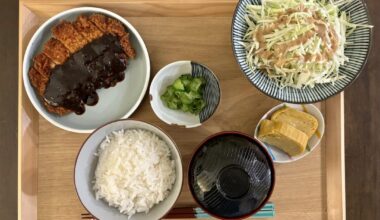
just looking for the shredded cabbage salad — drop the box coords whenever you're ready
[241,0,372,89]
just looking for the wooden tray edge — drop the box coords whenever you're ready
[17,2,346,219]
[18,2,39,220]
[325,93,346,220]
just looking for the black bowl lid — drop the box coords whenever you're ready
[189,132,275,219]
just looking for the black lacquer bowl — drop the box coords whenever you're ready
[188,132,275,219]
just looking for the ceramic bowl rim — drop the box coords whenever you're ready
[254,103,325,163]
[73,118,184,220]
[230,0,373,103]
[187,131,275,220]
[22,6,151,133]
[149,60,221,128]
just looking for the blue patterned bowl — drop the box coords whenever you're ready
[150,61,220,128]
[231,0,372,103]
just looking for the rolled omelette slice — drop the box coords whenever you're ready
[258,119,308,157]
[271,106,318,138]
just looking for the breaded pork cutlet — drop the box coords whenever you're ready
[29,65,71,115]
[88,14,108,32]
[28,67,48,96]
[89,14,135,58]
[33,53,55,78]
[89,14,125,37]
[73,15,104,42]
[29,13,136,116]
[42,38,70,65]
[52,21,88,53]
[106,17,127,38]
[44,102,71,115]
[31,44,71,115]
[120,34,136,58]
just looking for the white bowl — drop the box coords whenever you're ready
[254,103,325,163]
[74,119,183,220]
[23,7,150,133]
[149,61,221,128]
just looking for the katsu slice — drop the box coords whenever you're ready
[89,14,107,32]
[42,38,70,64]
[33,53,55,78]
[28,13,137,116]
[120,33,136,59]
[52,21,88,53]
[73,15,103,41]
[106,17,127,37]
[30,43,72,115]
[106,18,135,58]
[28,67,48,96]
[29,66,71,115]
[89,14,126,37]
[44,102,71,115]
[89,14,136,59]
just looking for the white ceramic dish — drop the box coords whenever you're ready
[74,119,183,220]
[254,103,325,163]
[23,7,150,133]
[149,61,220,128]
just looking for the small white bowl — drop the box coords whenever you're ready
[74,119,183,220]
[23,7,150,133]
[149,61,221,128]
[254,103,325,163]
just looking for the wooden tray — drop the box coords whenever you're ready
[18,1,346,219]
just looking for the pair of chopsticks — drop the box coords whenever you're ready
[164,203,275,219]
[81,213,97,220]
[81,203,275,219]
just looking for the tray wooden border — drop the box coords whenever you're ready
[18,1,346,219]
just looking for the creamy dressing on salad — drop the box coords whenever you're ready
[241,0,372,88]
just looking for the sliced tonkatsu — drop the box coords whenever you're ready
[44,101,72,115]
[120,34,136,59]
[42,38,70,64]
[89,13,135,58]
[28,13,136,115]
[33,53,55,78]
[104,15,128,37]
[73,15,104,41]
[28,67,48,96]
[89,14,108,32]
[52,21,88,53]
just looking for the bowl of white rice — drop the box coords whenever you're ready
[74,119,183,220]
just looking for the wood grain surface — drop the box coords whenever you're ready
[344,0,380,219]
[18,1,345,220]
[32,14,327,220]
[8,1,376,220]
[0,0,18,219]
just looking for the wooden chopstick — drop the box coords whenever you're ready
[167,207,197,214]
[164,203,275,219]
[81,213,97,220]
[164,213,197,218]
[81,203,275,219]
[167,203,274,214]
[81,217,96,219]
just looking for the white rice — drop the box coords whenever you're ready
[93,129,176,218]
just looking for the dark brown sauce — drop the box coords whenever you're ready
[44,34,127,114]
